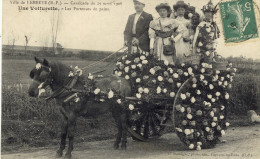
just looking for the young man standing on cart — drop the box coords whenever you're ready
[124,0,153,54]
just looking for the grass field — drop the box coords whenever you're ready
[1,57,260,152]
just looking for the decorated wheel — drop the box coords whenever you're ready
[128,101,173,141]
[173,73,232,150]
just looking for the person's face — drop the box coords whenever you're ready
[204,12,213,21]
[176,7,185,17]
[134,2,145,12]
[159,8,168,18]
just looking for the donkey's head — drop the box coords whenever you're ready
[28,57,53,97]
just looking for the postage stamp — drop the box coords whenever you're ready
[219,0,259,43]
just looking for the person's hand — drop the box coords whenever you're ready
[150,48,154,55]
[124,41,129,47]
[132,38,139,46]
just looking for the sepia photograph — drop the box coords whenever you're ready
[1,0,260,158]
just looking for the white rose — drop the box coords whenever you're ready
[197,142,202,146]
[203,80,208,86]
[220,115,224,119]
[221,105,225,110]
[125,60,131,64]
[142,60,148,64]
[186,92,191,97]
[136,78,141,83]
[196,146,201,151]
[210,111,214,117]
[225,93,229,99]
[138,87,144,93]
[94,88,101,94]
[226,122,230,127]
[117,99,122,104]
[35,63,42,70]
[173,73,179,78]
[168,68,174,74]
[192,84,197,88]
[211,98,216,103]
[200,75,205,80]
[163,88,167,93]
[213,117,218,121]
[234,68,237,72]
[149,68,156,75]
[207,94,212,99]
[224,81,228,86]
[191,97,196,103]
[143,88,149,94]
[176,128,183,132]
[188,13,193,18]
[184,129,191,135]
[226,74,230,78]
[196,90,201,95]
[131,65,136,69]
[68,71,74,77]
[129,104,134,110]
[184,72,189,76]
[136,93,142,99]
[201,68,205,73]
[211,122,216,127]
[180,107,185,112]
[218,81,222,86]
[205,127,210,132]
[216,92,221,97]
[189,144,195,149]
[140,55,146,60]
[177,83,182,88]
[180,93,186,100]
[197,48,200,53]
[188,67,193,75]
[221,130,225,136]
[187,114,193,119]
[198,42,203,47]
[181,63,185,67]
[209,84,214,90]
[205,51,210,56]
[125,75,130,80]
[220,77,224,81]
[156,87,162,94]
[117,71,122,77]
[216,70,220,74]
[88,74,94,80]
[158,76,163,81]
[108,90,114,99]
[170,92,175,97]
[137,63,142,68]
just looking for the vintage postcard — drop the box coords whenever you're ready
[1,0,260,159]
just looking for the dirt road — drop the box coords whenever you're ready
[2,124,260,159]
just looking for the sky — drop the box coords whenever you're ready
[2,0,260,59]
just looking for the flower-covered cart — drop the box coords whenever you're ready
[112,51,236,150]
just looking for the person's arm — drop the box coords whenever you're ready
[124,15,131,46]
[137,14,153,44]
[192,26,200,54]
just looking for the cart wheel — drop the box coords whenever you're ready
[128,103,171,141]
[173,75,229,150]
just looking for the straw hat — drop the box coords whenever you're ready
[133,0,146,5]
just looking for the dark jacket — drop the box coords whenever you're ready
[124,11,153,52]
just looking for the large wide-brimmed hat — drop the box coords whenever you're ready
[155,3,171,13]
[133,0,145,5]
[173,1,188,11]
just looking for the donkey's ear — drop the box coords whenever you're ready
[34,57,41,63]
[43,59,49,66]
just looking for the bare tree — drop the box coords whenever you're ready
[50,10,61,54]
[9,30,19,54]
[24,34,31,54]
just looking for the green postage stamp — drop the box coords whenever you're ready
[219,0,259,43]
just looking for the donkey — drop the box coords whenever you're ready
[28,57,132,158]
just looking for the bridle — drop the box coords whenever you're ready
[32,65,53,90]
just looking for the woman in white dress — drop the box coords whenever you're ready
[149,3,179,64]
[172,1,193,57]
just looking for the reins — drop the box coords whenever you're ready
[44,46,128,102]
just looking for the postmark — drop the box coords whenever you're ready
[219,0,259,43]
